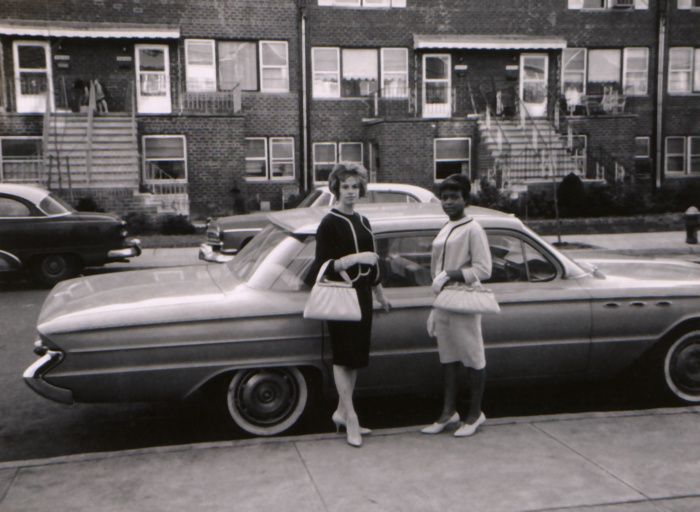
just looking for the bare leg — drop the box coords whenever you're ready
[463,367,486,424]
[437,362,459,423]
[333,365,361,446]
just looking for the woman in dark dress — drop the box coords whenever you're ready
[311,163,390,447]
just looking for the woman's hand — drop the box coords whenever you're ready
[431,270,450,294]
[373,284,391,312]
[338,251,378,270]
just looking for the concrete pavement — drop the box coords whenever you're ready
[0,407,698,512]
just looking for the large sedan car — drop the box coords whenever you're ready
[25,203,700,436]
[200,183,438,261]
[0,184,141,285]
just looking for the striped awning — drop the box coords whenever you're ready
[0,19,179,39]
[414,34,567,51]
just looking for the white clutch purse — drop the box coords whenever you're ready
[433,280,500,315]
[303,260,362,322]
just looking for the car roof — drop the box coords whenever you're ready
[0,183,50,204]
[269,203,519,235]
[315,182,437,202]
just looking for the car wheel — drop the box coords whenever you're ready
[663,331,700,403]
[226,367,309,436]
[32,254,81,286]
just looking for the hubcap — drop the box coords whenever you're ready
[42,256,66,276]
[670,341,700,393]
[235,370,298,426]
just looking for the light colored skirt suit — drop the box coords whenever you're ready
[429,216,492,369]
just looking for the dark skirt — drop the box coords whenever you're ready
[327,285,373,369]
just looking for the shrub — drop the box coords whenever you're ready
[557,173,585,217]
[124,212,153,235]
[158,214,196,235]
[75,196,103,212]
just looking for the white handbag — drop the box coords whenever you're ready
[433,280,501,315]
[303,260,362,321]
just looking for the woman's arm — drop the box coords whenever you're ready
[461,223,492,283]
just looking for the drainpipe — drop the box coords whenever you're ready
[654,1,667,190]
[300,6,309,192]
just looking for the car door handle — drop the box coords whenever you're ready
[655,301,672,307]
[629,301,646,307]
[603,302,621,308]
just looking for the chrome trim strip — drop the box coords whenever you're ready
[23,350,74,404]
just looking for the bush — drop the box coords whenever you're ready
[158,214,196,235]
[124,212,153,235]
[75,196,103,212]
[557,173,585,217]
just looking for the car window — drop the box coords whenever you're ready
[0,197,32,217]
[485,232,557,283]
[374,191,418,203]
[39,193,75,214]
[376,232,434,288]
[298,189,326,208]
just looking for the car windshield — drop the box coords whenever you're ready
[227,224,315,291]
[39,193,75,215]
[297,189,326,208]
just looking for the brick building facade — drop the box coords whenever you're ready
[1,0,699,218]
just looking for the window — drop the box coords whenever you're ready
[678,0,700,9]
[376,233,434,288]
[434,138,470,182]
[665,137,687,173]
[185,39,286,93]
[260,41,289,92]
[562,48,587,94]
[0,197,31,217]
[312,47,407,98]
[485,233,557,284]
[0,137,43,182]
[342,49,378,97]
[318,0,405,7]
[313,142,363,182]
[691,137,700,174]
[245,137,295,180]
[143,136,187,183]
[381,48,408,97]
[623,48,649,95]
[668,47,700,94]
[570,0,646,8]
[185,39,216,92]
[218,41,257,91]
[635,136,650,158]
[588,49,621,95]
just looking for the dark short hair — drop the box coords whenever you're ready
[438,174,472,202]
[328,162,368,199]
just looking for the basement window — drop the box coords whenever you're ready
[143,135,187,183]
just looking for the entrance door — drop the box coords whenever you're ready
[422,54,451,118]
[135,44,171,114]
[519,54,548,118]
[13,41,53,113]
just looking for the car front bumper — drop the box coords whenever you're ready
[108,238,142,260]
[23,349,74,404]
[198,243,234,263]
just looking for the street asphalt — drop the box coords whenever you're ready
[1,229,698,511]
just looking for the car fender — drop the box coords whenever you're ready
[0,250,22,272]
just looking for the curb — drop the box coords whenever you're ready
[2,405,697,471]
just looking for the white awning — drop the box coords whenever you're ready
[414,34,567,51]
[0,20,180,39]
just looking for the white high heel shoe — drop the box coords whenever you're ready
[332,410,372,435]
[453,412,486,437]
[420,412,460,434]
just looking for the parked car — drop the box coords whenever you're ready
[25,203,700,437]
[0,184,141,286]
[199,183,439,262]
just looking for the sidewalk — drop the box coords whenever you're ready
[1,407,698,512]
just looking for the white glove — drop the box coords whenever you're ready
[431,271,449,294]
[426,309,437,337]
[339,251,378,269]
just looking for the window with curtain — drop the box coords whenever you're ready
[218,41,257,91]
[341,49,378,97]
[623,48,648,95]
[270,138,295,180]
[260,41,289,92]
[313,48,340,98]
[381,48,408,97]
[588,49,621,95]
